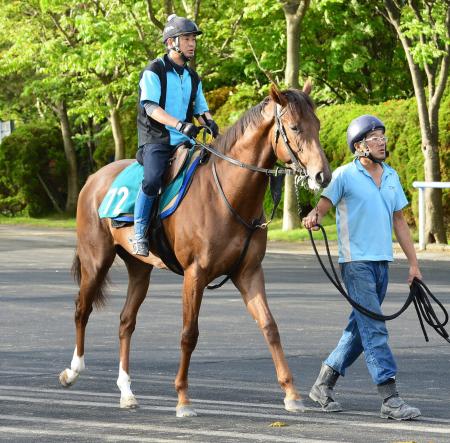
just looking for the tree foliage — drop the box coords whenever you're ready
[0,0,447,234]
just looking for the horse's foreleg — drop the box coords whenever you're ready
[233,265,305,412]
[116,256,152,409]
[174,268,205,418]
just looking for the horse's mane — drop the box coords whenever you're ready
[213,89,317,153]
[213,97,269,153]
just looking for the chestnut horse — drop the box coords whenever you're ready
[59,84,331,417]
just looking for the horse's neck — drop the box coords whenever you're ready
[212,122,275,219]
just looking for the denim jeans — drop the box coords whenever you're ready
[324,261,397,385]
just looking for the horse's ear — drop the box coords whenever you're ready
[302,79,313,96]
[269,84,287,107]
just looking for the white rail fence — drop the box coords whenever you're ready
[412,181,450,250]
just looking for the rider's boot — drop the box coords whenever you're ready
[309,363,343,412]
[132,187,156,257]
[378,379,421,420]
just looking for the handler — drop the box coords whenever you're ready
[302,115,422,420]
[133,14,219,256]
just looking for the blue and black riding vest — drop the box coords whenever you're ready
[137,54,208,147]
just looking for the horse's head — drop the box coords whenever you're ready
[269,83,331,190]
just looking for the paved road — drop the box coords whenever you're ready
[0,226,449,442]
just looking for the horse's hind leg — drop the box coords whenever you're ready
[59,231,116,387]
[233,264,305,412]
[116,252,152,409]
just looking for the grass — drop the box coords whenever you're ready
[268,214,338,242]
[0,214,76,229]
[0,213,427,244]
[1,213,335,242]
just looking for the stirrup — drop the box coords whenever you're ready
[132,238,149,257]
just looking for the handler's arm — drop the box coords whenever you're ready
[302,197,332,230]
[393,210,422,284]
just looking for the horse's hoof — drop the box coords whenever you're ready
[59,369,78,387]
[176,405,197,418]
[120,395,139,409]
[284,398,306,412]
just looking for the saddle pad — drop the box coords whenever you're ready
[98,150,201,221]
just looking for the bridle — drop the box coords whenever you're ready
[273,103,308,183]
[194,102,309,180]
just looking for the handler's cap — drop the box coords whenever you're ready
[162,14,202,42]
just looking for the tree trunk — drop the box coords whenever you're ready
[284,14,300,89]
[280,1,310,230]
[382,0,448,246]
[283,175,300,230]
[107,94,125,161]
[55,101,78,215]
[423,143,446,243]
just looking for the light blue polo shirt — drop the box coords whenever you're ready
[139,66,209,146]
[322,159,408,263]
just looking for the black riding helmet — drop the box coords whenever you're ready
[162,14,202,43]
[346,115,385,153]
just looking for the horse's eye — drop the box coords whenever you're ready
[289,125,302,133]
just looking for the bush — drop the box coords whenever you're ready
[318,95,449,228]
[0,123,66,216]
[211,84,449,229]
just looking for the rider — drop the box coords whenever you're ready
[302,115,422,420]
[133,14,219,256]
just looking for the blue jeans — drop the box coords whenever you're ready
[324,261,397,385]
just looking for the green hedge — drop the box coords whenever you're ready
[0,123,66,216]
[317,95,449,227]
[214,88,449,229]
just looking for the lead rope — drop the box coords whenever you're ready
[307,224,450,343]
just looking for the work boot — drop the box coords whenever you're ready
[309,364,343,412]
[132,187,156,257]
[378,379,421,420]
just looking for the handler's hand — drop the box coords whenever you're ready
[408,265,422,285]
[302,213,320,231]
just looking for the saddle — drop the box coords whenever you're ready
[135,142,192,186]
[164,143,191,185]
[104,144,209,275]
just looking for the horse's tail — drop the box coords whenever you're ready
[71,251,81,287]
[71,250,109,309]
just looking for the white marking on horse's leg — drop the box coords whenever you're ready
[284,397,306,413]
[59,347,85,387]
[116,362,138,409]
[176,404,197,418]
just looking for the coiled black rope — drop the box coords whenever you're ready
[308,224,450,343]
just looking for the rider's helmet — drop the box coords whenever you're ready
[346,115,385,153]
[162,14,202,43]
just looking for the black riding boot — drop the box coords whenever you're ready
[309,363,343,412]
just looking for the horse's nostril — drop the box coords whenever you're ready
[315,171,324,185]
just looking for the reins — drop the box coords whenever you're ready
[193,137,296,176]
[308,224,450,343]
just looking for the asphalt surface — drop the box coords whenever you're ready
[0,225,449,443]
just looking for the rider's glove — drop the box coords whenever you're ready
[175,121,200,138]
[205,119,219,138]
